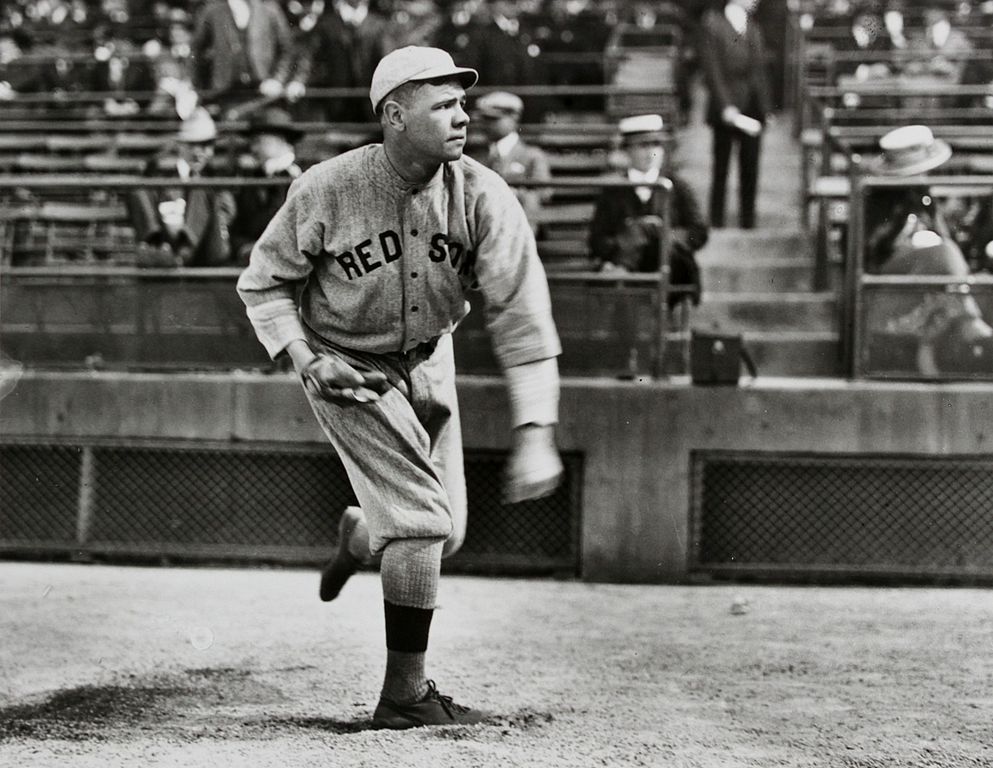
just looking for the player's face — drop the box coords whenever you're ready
[401,81,470,164]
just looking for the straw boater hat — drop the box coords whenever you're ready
[869,125,951,176]
[618,113,665,146]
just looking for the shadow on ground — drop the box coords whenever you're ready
[0,667,554,743]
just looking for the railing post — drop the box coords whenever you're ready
[652,179,673,380]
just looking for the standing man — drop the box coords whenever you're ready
[236,46,564,729]
[474,90,551,233]
[698,0,772,229]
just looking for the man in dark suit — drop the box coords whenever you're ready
[127,108,236,267]
[698,0,772,229]
[588,114,709,308]
[288,0,393,123]
[191,0,296,108]
[229,106,303,262]
[473,90,551,234]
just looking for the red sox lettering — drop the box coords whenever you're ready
[332,230,476,280]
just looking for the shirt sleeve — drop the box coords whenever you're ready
[471,177,562,370]
[236,174,323,358]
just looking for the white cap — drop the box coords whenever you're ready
[369,46,478,112]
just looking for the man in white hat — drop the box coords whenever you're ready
[128,107,236,266]
[588,113,709,307]
[864,124,953,272]
[237,46,563,728]
[474,90,551,231]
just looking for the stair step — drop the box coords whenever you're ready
[703,228,814,261]
[692,292,838,332]
[700,259,816,293]
[664,331,844,377]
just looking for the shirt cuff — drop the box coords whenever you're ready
[505,357,559,428]
[245,298,307,358]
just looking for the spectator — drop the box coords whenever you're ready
[229,106,303,262]
[145,6,199,117]
[906,7,973,83]
[128,107,236,266]
[871,230,993,377]
[458,0,542,93]
[473,90,550,233]
[387,0,443,48]
[698,0,772,229]
[864,125,953,273]
[289,0,393,122]
[588,113,708,308]
[191,0,296,113]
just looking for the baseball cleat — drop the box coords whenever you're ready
[318,507,362,602]
[371,680,488,729]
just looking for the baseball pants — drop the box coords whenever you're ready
[301,330,468,558]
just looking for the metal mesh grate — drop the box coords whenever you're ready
[90,447,354,548]
[692,451,993,577]
[0,444,81,543]
[0,442,580,573]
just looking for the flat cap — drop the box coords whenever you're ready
[476,91,524,118]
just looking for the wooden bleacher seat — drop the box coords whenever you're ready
[0,200,133,266]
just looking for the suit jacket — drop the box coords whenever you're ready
[292,8,392,89]
[698,8,772,126]
[192,0,294,92]
[588,172,708,303]
[480,137,551,231]
[128,159,237,267]
[229,163,300,262]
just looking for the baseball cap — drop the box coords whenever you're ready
[475,91,524,118]
[370,46,478,112]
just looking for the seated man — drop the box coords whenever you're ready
[127,107,236,266]
[864,125,953,274]
[229,106,303,262]
[588,113,708,308]
[473,90,550,233]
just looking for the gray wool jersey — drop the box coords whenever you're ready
[236,143,561,371]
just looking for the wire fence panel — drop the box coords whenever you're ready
[691,451,993,579]
[0,442,581,574]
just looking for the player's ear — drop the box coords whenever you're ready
[382,100,405,132]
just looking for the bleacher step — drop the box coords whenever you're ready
[691,292,837,332]
[664,331,843,377]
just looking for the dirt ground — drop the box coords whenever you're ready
[1,562,992,768]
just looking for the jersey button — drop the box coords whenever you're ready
[411,229,419,236]
[410,271,418,278]
[411,305,419,312]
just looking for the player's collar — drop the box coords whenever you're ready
[372,143,445,193]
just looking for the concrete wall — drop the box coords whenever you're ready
[4,371,993,582]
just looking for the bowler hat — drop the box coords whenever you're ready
[370,46,478,111]
[244,107,304,143]
[868,125,951,176]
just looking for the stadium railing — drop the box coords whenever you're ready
[0,176,694,379]
[844,174,993,381]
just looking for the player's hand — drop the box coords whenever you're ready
[300,353,390,405]
[721,105,741,126]
[503,424,564,504]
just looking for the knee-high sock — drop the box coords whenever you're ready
[379,537,444,703]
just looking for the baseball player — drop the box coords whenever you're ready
[236,45,564,729]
